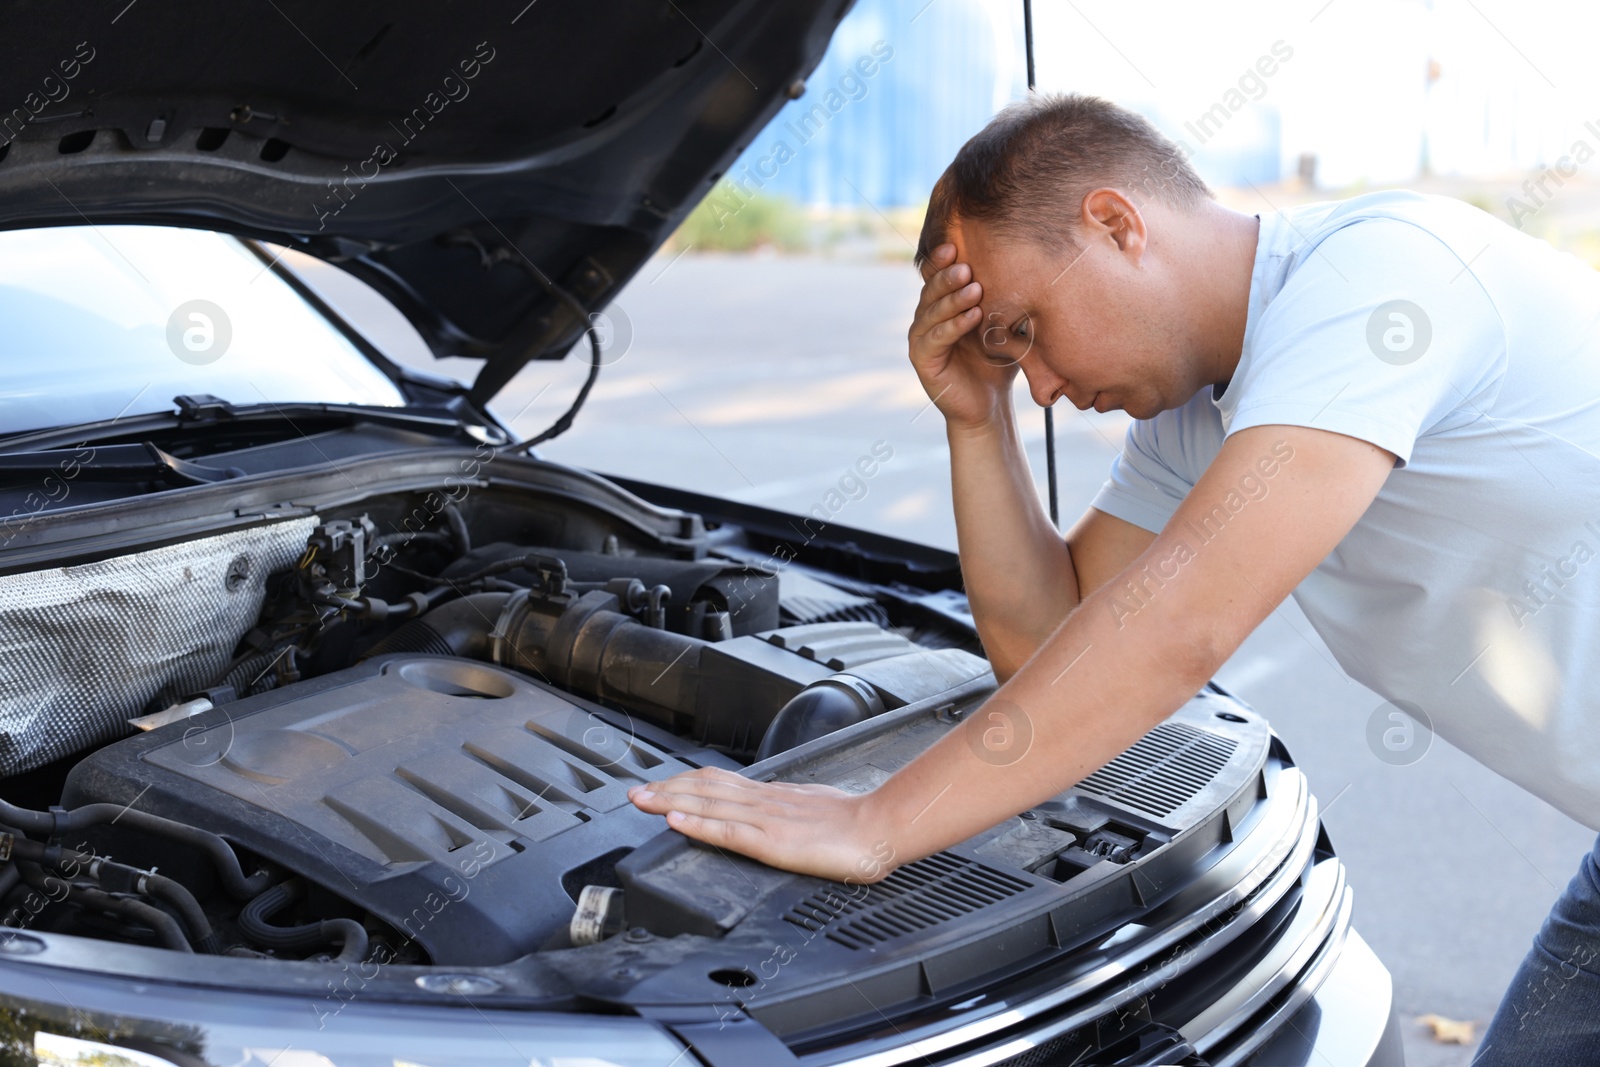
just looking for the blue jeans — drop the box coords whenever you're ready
[1474,831,1600,1064]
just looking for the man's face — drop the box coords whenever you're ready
[933,207,1196,420]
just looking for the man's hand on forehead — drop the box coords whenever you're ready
[920,240,978,291]
[903,241,1026,432]
[922,245,1009,356]
[917,241,953,283]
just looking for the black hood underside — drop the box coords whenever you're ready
[0,0,846,403]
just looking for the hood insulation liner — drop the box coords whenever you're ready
[0,517,317,775]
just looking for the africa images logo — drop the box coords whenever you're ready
[965,699,1034,767]
[1365,699,1433,766]
[166,300,232,365]
[1365,300,1431,366]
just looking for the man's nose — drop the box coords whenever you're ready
[1018,357,1064,409]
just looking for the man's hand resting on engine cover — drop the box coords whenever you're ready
[626,768,895,883]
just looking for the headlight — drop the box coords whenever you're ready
[14,991,691,1067]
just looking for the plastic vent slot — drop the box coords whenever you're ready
[774,570,892,630]
[779,594,891,628]
[1073,721,1238,819]
[782,852,1031,950]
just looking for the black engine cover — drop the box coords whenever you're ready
[62,655,720,965]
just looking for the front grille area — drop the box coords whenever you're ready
[783,852,1031,950]
[1074,721,1238,819]
[991,1021,1205,1067]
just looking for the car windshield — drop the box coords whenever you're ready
[0,225,405,437]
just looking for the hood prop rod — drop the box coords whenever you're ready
[1023,0,1059,529]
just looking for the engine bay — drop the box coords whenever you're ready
[0,458,1284,1051]
[0,452,1316,1062]
[0,470,995,966]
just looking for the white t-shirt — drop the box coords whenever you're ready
[1090,189,1600,830]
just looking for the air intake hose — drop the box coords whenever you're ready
[366,588,901,757]
[366,589,710,728]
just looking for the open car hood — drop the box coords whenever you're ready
[0,1,845,406]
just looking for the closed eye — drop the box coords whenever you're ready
[981,311,1032,362]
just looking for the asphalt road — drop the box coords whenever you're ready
[356,249,1596,1065]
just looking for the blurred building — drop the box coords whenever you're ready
[724,0,1600,211]
[725,0,1027,210]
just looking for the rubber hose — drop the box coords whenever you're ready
[364,591,510,660]
[239,881,319,949]
[0,799,271,899]
[443,503,471,554]
[8,838,218,954]
[223,649,274,692]
[77,885,195,953]
[15,861,192,953]
[240,880,368,963]
[374,529,452,550]
[145,872,221,954]
[225,647,292,695]
[448,553,568,588]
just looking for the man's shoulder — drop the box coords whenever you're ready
[1275,190,1502,267]
[1280,188,1477,227]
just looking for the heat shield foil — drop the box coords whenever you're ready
[0,517,317,774]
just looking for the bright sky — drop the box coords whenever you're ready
[1023,0,1600,186]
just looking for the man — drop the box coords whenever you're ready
[629,93,1600,1057]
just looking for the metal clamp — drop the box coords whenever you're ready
[489,587,533,667]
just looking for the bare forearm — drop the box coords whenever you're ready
[948,407,1079,679]
[866,565,1219,863]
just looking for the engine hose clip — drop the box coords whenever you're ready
[605,578,647,613]
[490,588,533,668]
[646,585,671,630]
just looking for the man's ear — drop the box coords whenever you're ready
[1080,188,1147,258]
